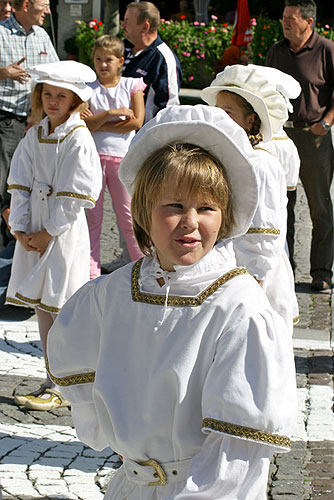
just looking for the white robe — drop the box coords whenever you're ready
[262,127,300,192]
[47,240,297,499]
[233,148,298,333]
[6,113,102,313]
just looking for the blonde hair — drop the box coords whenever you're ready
[92,35,124,72]
[30,83,88,124]
[131,142,234,256]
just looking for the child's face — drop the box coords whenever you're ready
[93,48,123,82]
[216,91,254,133]
[150,184,222,271]
[41,83,77,125]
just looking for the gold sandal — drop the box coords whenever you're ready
[23,388,71,411]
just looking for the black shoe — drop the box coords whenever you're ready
[311,276,332,291]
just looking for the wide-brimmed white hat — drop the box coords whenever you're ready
[119,104,259,239]
[29,61,96,101]
[201,64,301,142]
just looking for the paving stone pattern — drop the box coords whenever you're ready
[0,180,333,499]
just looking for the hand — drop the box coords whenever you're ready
[6,58,30,84]
[109,107,135,120]
[1,207,11,230]
[310,122,329,136]
[81,108,93,120]
[14,231,38,252]
[27,229,52,257]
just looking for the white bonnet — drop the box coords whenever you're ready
[201,64,301,142]
[29,60,96,101]
[119,104,259,239]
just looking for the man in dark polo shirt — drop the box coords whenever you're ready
[266,0,334,291]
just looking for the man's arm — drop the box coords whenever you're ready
[0,57,30,83]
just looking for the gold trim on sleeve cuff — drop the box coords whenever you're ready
[46,356,95,386]
[56,191,96,204]
[202,418,291,448]
[7,184,31,192]
[246,228,280,235]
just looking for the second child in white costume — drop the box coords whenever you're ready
[202,64,300,333]
[6,61,102,410]
[47,105,297,499]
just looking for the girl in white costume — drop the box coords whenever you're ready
[47,105,297,499]
[201,64,300,333]
[6,61,102,410]
[83,35,145,279]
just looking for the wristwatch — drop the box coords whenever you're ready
[320,120,331,131]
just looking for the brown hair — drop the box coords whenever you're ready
[218,90,262,147]
[131,142,234,256]
[126,1,160,33]
[30,83,88,124]
[92,35,124,71]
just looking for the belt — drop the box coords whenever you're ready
[0,109,27,123]
[284,120,313,129]
[123,457,191,486]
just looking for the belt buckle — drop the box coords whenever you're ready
[139,459,167,486]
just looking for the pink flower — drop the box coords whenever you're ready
[251,18,257,26]
[211,15,218,20]
[222,28,228,33]
[325,24,330,28]
[195,49,199,53]
[200,42,204,46]
[165,20,170,24]
[193,21,199,25]
[200,22,205,26]
[89,21,96,28]
[76,20,82,25]
[178,38,182,41]
[200,53,205,58]
[188,76,194,81]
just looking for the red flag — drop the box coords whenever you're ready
[231,0,253,46]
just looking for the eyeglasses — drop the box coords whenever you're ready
[29,0,50,9]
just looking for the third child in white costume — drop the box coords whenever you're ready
[202,64,299,333]
[47,105,297,499]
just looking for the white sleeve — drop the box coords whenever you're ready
[45,130,102,237]
[233,153,285,280]
[165,433,273,500]
[7,134,33,233]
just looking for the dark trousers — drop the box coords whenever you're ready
[0,239,15,305]
[0,111,26,247]
[285,127,334,279]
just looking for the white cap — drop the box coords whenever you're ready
[201,64,301,141]
[119,104,259,239]
[29,61,96,101]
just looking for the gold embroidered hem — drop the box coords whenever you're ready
[287,186,297,191]
[131,260,249,307]
[202,418,291,449]
[7,184,31,193]
[247,228,280,235]
[56,191,96,204]
[8,292,61,313]
[38,125,87,144]
[293,316,299,325]
[46,356,96,387]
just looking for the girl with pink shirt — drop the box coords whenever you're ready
[83,35,145,279]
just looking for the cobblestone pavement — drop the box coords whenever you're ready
[0,179,333,500]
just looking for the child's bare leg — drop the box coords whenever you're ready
[35,307,57,388]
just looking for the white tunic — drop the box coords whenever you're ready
[47,240,297,499]
[232,148,298,333]
[6,113,102,313]
[262,128,300,191]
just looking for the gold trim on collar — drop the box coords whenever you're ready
[254,146,273,154]
[131,259,249,307]
[272,136,289,141]
[38,125,87,144]
[46,356,96,386]
[56,191,96,204]
[247,228,280,235]
[202,418,291,448]
[7,184,31,193]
